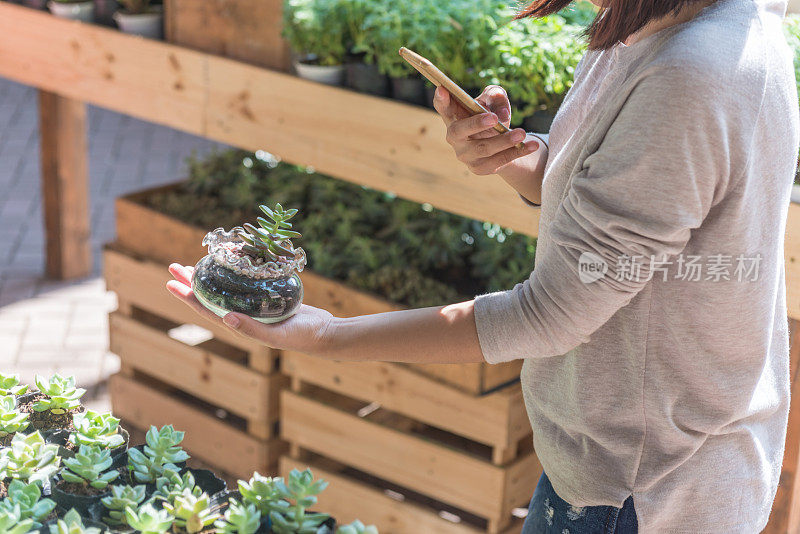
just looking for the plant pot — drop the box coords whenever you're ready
[51,476,112,516]
[22,0,47,9]
[391,75,427,107]
[48,0,94,21]
[345,62,389,97]
[93,0,118,26]
[113,7,163,39]
[294,60,345,86]
[522,109,557,134]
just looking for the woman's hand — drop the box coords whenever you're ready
[433,85,540,176]
[166,264,335,356]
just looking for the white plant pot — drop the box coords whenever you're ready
[293,61,345,87]
[113,7,163,39]
[48,0,94,21]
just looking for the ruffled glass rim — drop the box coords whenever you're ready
[202,227,306,279]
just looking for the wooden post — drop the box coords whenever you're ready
[38,90,91,280]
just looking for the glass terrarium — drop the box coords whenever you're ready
[192,204,306,324]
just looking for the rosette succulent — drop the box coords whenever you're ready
[60,445,119,490]
[214,498,261,534]
[269,469,330,534]
[0,373,28,397]
[48,508,103,534]
[162,488,220,533]
[238,203,301,261]
[237,472,286,516]
[128,425,190,483]
[125,503,175,534]
[100,484,147,526]
[4,480,56,528]
[0,431,60,485]
[0,395,29,438]
[0,503,35,534]
[33,374,85,415]
[153,469,201,504]
[69,410,125,450]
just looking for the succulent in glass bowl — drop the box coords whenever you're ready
[192,203,307,323]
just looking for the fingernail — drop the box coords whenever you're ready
[223,314,240,329]
[482,114,497,126]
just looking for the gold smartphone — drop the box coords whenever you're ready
[398,47,523,148]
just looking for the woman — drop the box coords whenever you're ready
[167,0,800,530]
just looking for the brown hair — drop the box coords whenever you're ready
[516,0,706,50]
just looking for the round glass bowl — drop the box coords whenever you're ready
[191,228,306,324]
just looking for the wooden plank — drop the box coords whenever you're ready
[38,90,90,279]
[283,352,530,453]
[110,373,286,479]
[785,203,800,321]
[109,311,282,423]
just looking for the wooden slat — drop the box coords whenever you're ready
[785,203,800,321]
[109,311,282,422]
[110,373,286,479]
[39,90,90,279]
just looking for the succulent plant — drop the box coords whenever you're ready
[237,472,287,516]
[60,445,119,490]
[0,431,60,485]
[269,469,330,534]
[337,520,379,534]
[0,373,28,397]
[0,395,29,437]
[33,374,85,415]
[152,468,202,505]
[69,410,125,450]
[238,203,301,261]
[0,503,35,534]
[125,503,175,534]
[100,484,148,526]
[4,479,56,528]
[48,508,103,534]
[162,488,220,534]
[128,425,190,483]
[214,498,261,534]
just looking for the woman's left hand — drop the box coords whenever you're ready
[166,263,335,355]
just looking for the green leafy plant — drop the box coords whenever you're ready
[269,469,330,534]
[4,480,56,528]
[60,445,119,490]
[69,410,125,450]
[282,0,349,66]
[337,520,379,534]
[100,484,148,526]
[0,503,35,534]
[125,503,175,534]
[0,373,28,397]
[239,203,301,261]
[0,395,28,438]
[118,0,153,14]
[152,469,202,505]
[0,431,60,485]
[163,489,220,534]
[128,425,190,483]
[48,508,103,534]
[237,472,287,516]
[33,374,85,415]
[214,498,261,534]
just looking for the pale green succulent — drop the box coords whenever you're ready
[124,503,175,534]
[0,373,28,397]
[0,431,61,485]
[214,498,261,534]
[337,520,379,534]
[100,484,148,526]
[0,395,29,437]
[60,445,119,490]
[238,203,301,261]
[33,374,85,415]
[69,410,125,450]
[5,479,56,528]
[269,469,330,534]
[163,489,220,534]
[153,468,201,505]
[0,503,35,534]
[48,508,103,534]
[237,472,288,516]
[128,425,190,483]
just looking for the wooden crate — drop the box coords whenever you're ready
[164,0,290,72]
[114,186,523,394]
[104,246,288,478]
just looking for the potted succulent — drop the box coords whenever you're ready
[113,0,163,39]
[45,508,107,533]
[20,374,85,432]
[96,484,147,529]
[191,203,306,324]
[127,425,190,484]
[48,0,95,21]
[214,498,261,534]
[0,396,29,447]
[0,432,61,488]
[0,373,28,398]
[152,468,226,504]
[66,410,129,457]
[162,488,221,533]
[51,445,120,514]
[2,479,57,528]
[282,0,348,86]
[124,502,174,533]
[0,504,35,534]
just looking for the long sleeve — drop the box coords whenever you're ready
[474,65,735,363]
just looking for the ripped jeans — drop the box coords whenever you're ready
[521,472,638,534]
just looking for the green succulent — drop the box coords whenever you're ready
[269,469,330,534]
[214,498,261,534]
[69,410,125,450]
[125,503,175,534]
[0,373,28,397]
[32,374,85,415]
[237,472,288,516]
[0,503,35,534]
[152,468,201,505]
[337,520,379,534]
[238,203,301,262]
[163,489,220,534]
[4,480,56,528]
[128,425,190,483]
[48,508,103,534]
[0,431,60,485]
[0,395,29,437]
[61,445,119,490]
[100,484,148,526]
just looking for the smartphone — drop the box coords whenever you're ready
[398,47,523,148]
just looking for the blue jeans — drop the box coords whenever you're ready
[521,472,638,534]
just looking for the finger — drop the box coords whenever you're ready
[165,280,224,325]
[476,85,511,127]
[433,86,471,126]
[447,113,499,144]
[469,138,540,175]
[456,128,527,161]
[169,263,194,287]
[221,312,278,347]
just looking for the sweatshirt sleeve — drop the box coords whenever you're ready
[474,66,732,364]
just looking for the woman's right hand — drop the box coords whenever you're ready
[433,85,540,176]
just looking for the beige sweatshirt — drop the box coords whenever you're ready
[473,0,800,531]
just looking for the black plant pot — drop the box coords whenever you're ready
[51,476,112,516]
[345,62,390,97]
[522,109,557,134]
[391,75,427,107]
[186,468,227,497]
[93,0,118,25]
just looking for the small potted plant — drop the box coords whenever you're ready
[124,502,174,533]
[0,432,61,487]
[192,203,306,324]
[0,373,28,398]
[44,508,107,533]
[68,410,129,457]
[282,0,348,86]
[3,479,57,528]
[113,0,163,39]
[20,374,85,432]
[96,484,147,529]
[214,498,261,534]
[127,425,190,484]
[48,0,95,21]
[268,469,334,533]
[0,395,29,447]
[152,468,226,505]
[162,488,221,533]
[52,445,120,514]
[0,504,35,534]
